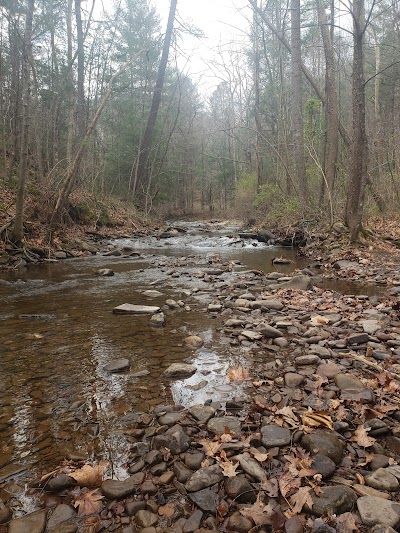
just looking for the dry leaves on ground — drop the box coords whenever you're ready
[279,470,302,499]
[228,366,251,381]
[198,438,221,457]
[310,315,330,326]
[69,462,108,486]
[240,494,284,528]
[301,410,334,431]
[158,503,176,517]
[289,486,313,515]
[73,488,104,516]
[351,425,376,447]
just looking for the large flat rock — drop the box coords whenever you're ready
[113,304,161,315]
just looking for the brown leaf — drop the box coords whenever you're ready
[351,426,376,447]
[228,366,251,381]
[74,488,104,516]
[158,503,176,517]
[335,512,359,533]
[310,315,330,326]
[275,406,299,428]
[240,494,276,526]
[250,447,269,463]
[69,462,108,487]
[260,478,279,498]
[289,486,314,515]
[218,460,239,477]
[198,438,221,457]
[278,470,301,498]
[301,410,334,431]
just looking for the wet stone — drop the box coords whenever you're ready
[152,427,191,455]
[207,416,241,435]
[150,312,165,327]
[261,424,291,448]
[46,474,76,492]
[101,473,145,499]
[301,432,343,464]
[357,496,400,528]
[144,450,162,466]
[365,468,399,491]
[185,335,203,347]
[103,358,130,373]
[8,509,47,533]
[140,480,158,495]
[307,486,357,516]
[97,268,114,277]
[158,412,185,425]
[163,364,196,378]
[113,304,161,315]
[225,475,256,503]
[257,324,282,338]
[47,504,76,530]
[185,465,224,492]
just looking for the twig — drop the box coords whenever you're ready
[340,351,400,380]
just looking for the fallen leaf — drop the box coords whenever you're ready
[198,438,220,457]
[220,433,233,443]
[228,366,251,381]
[351,426,376,447]
[279,470,301,498]
[74,488,104,516]
[310,315,330,325]
[218,460,239,477]
[335,512,359,533]
[240,494,277,526]
[301,410,334,431]
[261,478,279,498]
[289,486,314,515]
[275,406,299,428]
[158,503,175,517]
[250,447,269,463]
[70,462,108,487]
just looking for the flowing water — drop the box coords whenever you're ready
[0,221,383,484]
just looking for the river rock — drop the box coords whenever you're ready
[357,496,400,528]
[163,363,196,378]
[361,320,381,335]
[365,468,400,491]
[166,299,180,308]
[207,416,241,435]
[301,432,343,464]
[46,474,76,492]
[0,464,27,483]
[241,330,262,341]
[183,509,203,532]
[158,412,185,425]
[173,462,193,483]
[143,290,163,297]
[295,354,320,365]
[185,465,224,492]
[335,373,374,402]
[113,303,161,315]
[0,504,12,524]
[284,373,305,387]
[152,427,191,455]
[135,510,158,527]
[8,509,47,533]
[236,454,267,482]
[227,512,253,532]
[188,487,219,512]
[101,473,145,499]
[307,486,357,516]
[189,405,215,424]
[47,504,76,530]
[96,268,114,277]
[311,454,336,479]
[257,324,282,338]
[347,332,369,344]
[150,312,165,327]
[184,452,205,470]
[103,358,130,373]
[257,299,284,311]
[277,275,312,290]
[316,363,341,379]
[225,475,256,503]
[370,454,390,470]
[185,336,203,347]
[261,424,291,448]
[208,304,222,312]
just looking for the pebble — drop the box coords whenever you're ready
[370,454,390,470]
[188,487,219,512]
[295,354,320,365]
[365,468,399,491]
[163,364,197,378]
[285,516,304,533]
[184,335,203,347]
[261,424,292,448]
[207,416,241,435]
[8,509,47,533]
[152,426,191,455]
[316,363,341,379]
[225,475,256,503]
[135,510,158,528]
[307,486,357,516]
[101,473,145,499]
[310,454,336,479]
[189,405,216,424]
[227,512,253,532]
[357,496,400,528]
[284,373,305,387]
[46,504,76,529]
[183,509,203,532]
[301,432,343,464]
[125,500,146,516]
[185,465,224,492]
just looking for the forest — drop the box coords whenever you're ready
[1,0,400,248]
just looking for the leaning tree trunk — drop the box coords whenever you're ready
[130,0,178,206]
[345,0,368,242]
[290,0,308,205]
[11,0,34,245]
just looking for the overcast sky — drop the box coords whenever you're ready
[155,0,251,93]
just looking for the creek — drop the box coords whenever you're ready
[0,221,383,483]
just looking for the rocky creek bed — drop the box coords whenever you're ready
[2,222,400,532]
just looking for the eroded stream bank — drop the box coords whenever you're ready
[1,220,400,532]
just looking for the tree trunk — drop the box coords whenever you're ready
[316,0,339,204]
[253,2,264,190]
[11,0,34,245]
[345,0,368,242]
[131,0,178,205]
[75,0,86,138]
[290,0,308,204]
